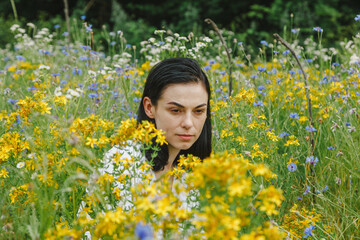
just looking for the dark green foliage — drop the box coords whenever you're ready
[0,0,360,51]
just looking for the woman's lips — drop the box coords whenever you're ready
[177,134,193,141]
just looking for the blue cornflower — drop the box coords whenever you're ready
[303,225,315,238]
[88,83,98,91]
[16,55,26,61]
[305,59,313,63]
[250,74,257,79]
[209,59,216,65]
[218,70,226,75]
[280,132,289,137]
[54,24,60,29]
[51,73,60,77]
[289,112,299,119]
[81,15,86,20]
[265,128,274,132]
[289,70,296,75]
[260,40,268,46]
[253,101,264,107]
[126,44,132,48]
[60,80,67,85]
[303,185,311,195]
[79,56,89,61]
[135,222,153,240]
[88,93,98,99]
[217,96,228,102]
[7,99,17,104]
[327,146,335,150]
[258,90,266,95]
[313,26,323,33]
[257,85,265,91]
[111,91,119,99]
[306,156,319,166]
[27,86,37,91]
[62,32,69,36]
[291,28,299,34]
[127,111,137,119]
[346,122,351,126]
[297,196,303,201]
[305,125,317,132]
[86,24,93,33]
[81,45,91,51]
[318,185,329,193]
[43,50,50,55]
[133,97,140,103]
[238,42,243,46]
[287,162,297,172]
[282,50,290,55]
[332,62,340,66]
[257,66,266,72]
[72,68,82,75]
[16,115,21,125]
[110,41,116,46]
[355,15,360,21]
[203,66,211,71]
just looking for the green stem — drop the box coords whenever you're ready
[10,0,18,21]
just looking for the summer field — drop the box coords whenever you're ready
[1,18,360,239]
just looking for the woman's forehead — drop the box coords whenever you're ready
[159,82,208,105]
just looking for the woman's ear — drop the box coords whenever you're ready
[143,97,155,119]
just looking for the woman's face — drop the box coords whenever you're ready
[143,82,208,155]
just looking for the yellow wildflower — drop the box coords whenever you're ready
[0,168,9,178]
[228,178,252,197]
[85,137,98,148]
[298,116,308,124]
[284,135,300,147]
[235,135,247,146]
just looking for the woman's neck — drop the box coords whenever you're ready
[154,145,179,180]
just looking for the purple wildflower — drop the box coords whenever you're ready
[306,156,319,166]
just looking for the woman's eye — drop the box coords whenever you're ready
[171,109,180,113]
[195,109,205,114]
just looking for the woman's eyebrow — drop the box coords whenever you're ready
[167,102,207,108]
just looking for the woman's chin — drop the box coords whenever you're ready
[179,143,194,151]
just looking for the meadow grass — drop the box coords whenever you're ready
[0,18,359,239]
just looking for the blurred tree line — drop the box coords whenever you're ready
[0,0,359,49]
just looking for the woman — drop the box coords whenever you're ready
[137,57,212,179]
[95,57,212,211]
[81,57,211,238]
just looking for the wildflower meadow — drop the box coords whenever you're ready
[1,16,360,239]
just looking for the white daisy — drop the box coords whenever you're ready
[17,162,25,169]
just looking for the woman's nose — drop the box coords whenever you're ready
[181,112,193,129]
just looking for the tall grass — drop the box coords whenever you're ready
[0,17,359,239]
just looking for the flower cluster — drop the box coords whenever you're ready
[2,18,360,239]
